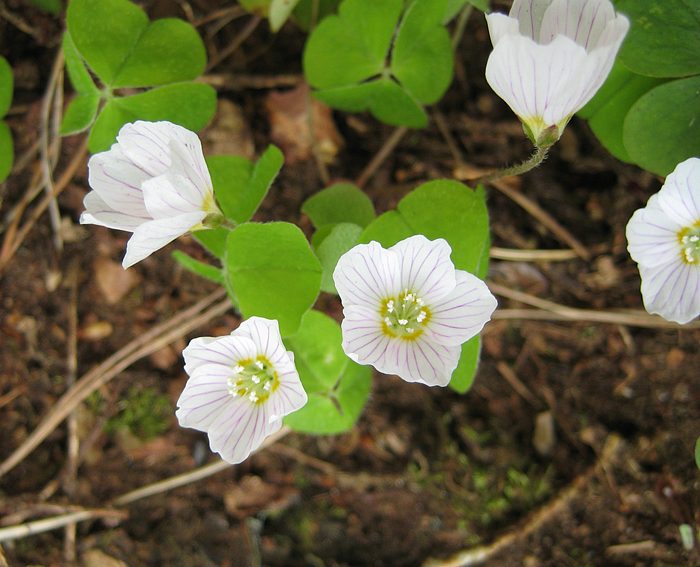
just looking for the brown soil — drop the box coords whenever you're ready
[1,1,698,566]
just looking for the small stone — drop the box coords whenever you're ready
[533,411,555,456]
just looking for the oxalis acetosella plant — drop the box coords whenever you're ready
[2,0,699,558]
[73,0,699,467]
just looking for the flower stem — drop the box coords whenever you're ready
[475,144,550,185]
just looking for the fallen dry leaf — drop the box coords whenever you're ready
[265,82,343,164]
[79,320,113,341]
[94,257,141,304]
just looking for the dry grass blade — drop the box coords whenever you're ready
[0,289,229,478]
[490,247,578,261]
[491,284,700,329]
[0,138,89,273]
[0,509,127,544]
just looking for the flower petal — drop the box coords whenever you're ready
[485,34,590,132]
[510,0,554,40]
[389,336,461,387]
[235,317,289,368]
[266,375,308,423]
[626,194,683,268]
[183,335,257,375]
[539,0,615,48]
[426,270,497,346]
[333,241,400,310]
[639,261,700,325]
[116,120,201,177]
[340,304,393,368]
[208,402,278,464]
[87,144,150,217]
[141,169,210,220]
[169,137,213,205]
[485,13,520,46]
[176,375,233,434]
[390,235,456,302]
[122,211,206,268]
[80,192,147,231]
[658,157,700,227]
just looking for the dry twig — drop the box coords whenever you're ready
[356,127,408,188]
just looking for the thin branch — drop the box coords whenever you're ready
[490,284,700,330]
[0,509,127,544]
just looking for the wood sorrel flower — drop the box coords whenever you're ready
[626,157,700,325]
[485,0,629,147]
[176,317,307,464]
[333,235,497,387]
[81,121,223,268]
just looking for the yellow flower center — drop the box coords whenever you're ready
[380,290,431,341]
[677,221,700,265]
[227,355,279,405]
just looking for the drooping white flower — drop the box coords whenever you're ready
[485,0,629,146]
[626,157,700,325]
[333,235,497,387]
[81,120,222,268]
[176,317,307,464]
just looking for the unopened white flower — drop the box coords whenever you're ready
[176,317,307,464]
[333,235,497,387]
[81,120,222,268]
[626,157,700,325]
[485,0,629,146]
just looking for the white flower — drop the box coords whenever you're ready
[626,157,700,325]
[81,120,222,268]
[176,317,308,464]
[333,235,497,387]
[485,0,629,146]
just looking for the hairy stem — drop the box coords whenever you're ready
[476,144,550,185]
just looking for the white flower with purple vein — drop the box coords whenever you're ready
[333,235,497,387]
[485,0,629,146]
[176,317,307,464]
[81,120,222,268]
[626,157,700,325]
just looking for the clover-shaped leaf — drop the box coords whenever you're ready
[0,56,14,182]
[304,0,453,128]
[63,0,213,152]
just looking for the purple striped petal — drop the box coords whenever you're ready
[80,192,148,232]
[626,194,683,269]
[390,235,456,303]
[183,336,257,375]
[333,241,401,310]
[658,158,700,227]
[539,0,616,48]
[390,336,461,387]
[235,317,288,367]
[341,304,392,368]
[426,270,497,346]
[639,261,700,325]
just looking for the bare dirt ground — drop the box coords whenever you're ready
[1,1,698,566]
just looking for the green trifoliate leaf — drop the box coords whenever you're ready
[392,0,452,104]
[0,121,13,182]
[285,310,371,434]
[109,18,207,88]
[67,0,206,88]
[316,222,363,293]
[302,183,375,229]
[87,83,216,152]
[60,92,101,135]
[67,0,149,86]
[62,31,98,95]
[224,222,322,336]
[449,336,481,393]
[616,0,700,78]
[578,63,665,162]
[0,56,13,118]
[623,76,700,175]
[207,146,284,225]
[304,0,453,127]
